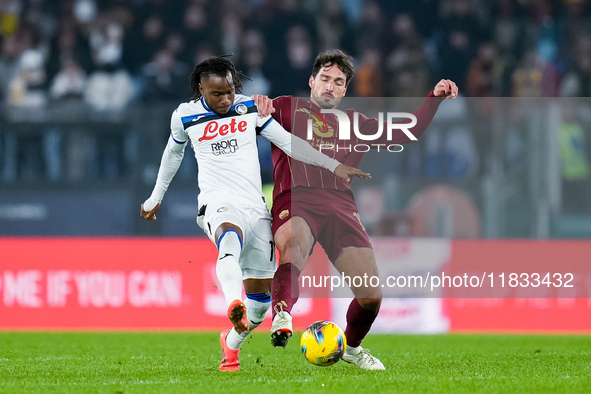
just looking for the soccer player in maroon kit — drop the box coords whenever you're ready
[268,49,458,370]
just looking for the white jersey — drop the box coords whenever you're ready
[143,94,340,212]
[173,95,271,208]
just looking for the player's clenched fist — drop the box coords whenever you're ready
[140,201,160,220]
[433,79,458,99]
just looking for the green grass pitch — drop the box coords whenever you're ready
[1,332,590,393]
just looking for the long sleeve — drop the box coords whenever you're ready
[143,135,186,211]
[362,91,444,145]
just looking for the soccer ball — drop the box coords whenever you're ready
[300,321,347,366]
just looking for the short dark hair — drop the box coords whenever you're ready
[311,49,354,86]
[189,55,244,100]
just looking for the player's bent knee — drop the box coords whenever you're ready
[352,284,382,300]
[275,218,313,261]
[275,238,293,265]
[357,296,382,312]
[275,236,291,255]
[275,234,310,268]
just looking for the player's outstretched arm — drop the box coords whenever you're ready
[140,135,186,221]
[259,117,371,182]
[251,94,275,117]
[368,79,460,146]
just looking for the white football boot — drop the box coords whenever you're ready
[342,346,386,370]
[270,310,293,348]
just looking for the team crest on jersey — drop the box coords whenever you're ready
[235,103,248,115]
[297,107,334,138]
[279,209,290,220]
[217,207,229,213]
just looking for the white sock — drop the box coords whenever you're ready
[226,297,270,350]
[215,230,243,306]
[346,345,361,355]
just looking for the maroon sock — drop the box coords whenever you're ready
[344,299,379,348]
[271,263,301,319]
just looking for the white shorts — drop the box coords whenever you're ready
[197,200,276,279]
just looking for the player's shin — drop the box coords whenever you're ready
[271,263,301,318]
[344,298,379,348]
[244,293,271,330]
[216,230,244,305]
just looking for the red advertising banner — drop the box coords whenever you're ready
[446,240,591,333]
[0,238,330,330]
[1,238,590,332]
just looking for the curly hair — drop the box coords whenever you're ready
[189,55,244,100]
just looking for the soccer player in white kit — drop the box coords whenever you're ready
[140,56,369,371]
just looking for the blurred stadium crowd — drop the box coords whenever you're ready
[2,0,591,108]
[1,0,591,236]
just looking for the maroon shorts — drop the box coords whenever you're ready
[271,187,372,262]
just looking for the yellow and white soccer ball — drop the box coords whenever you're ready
[300,321,347,366]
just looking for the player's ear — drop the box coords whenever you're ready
[198,83,204,96]
[308,75,314,89]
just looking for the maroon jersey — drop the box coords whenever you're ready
[270,92,444,201]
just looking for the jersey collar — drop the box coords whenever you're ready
[201,97,212,112]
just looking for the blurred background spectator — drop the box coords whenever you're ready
[2,0,591,107]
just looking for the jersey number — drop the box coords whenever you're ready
[269,240,275,261]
